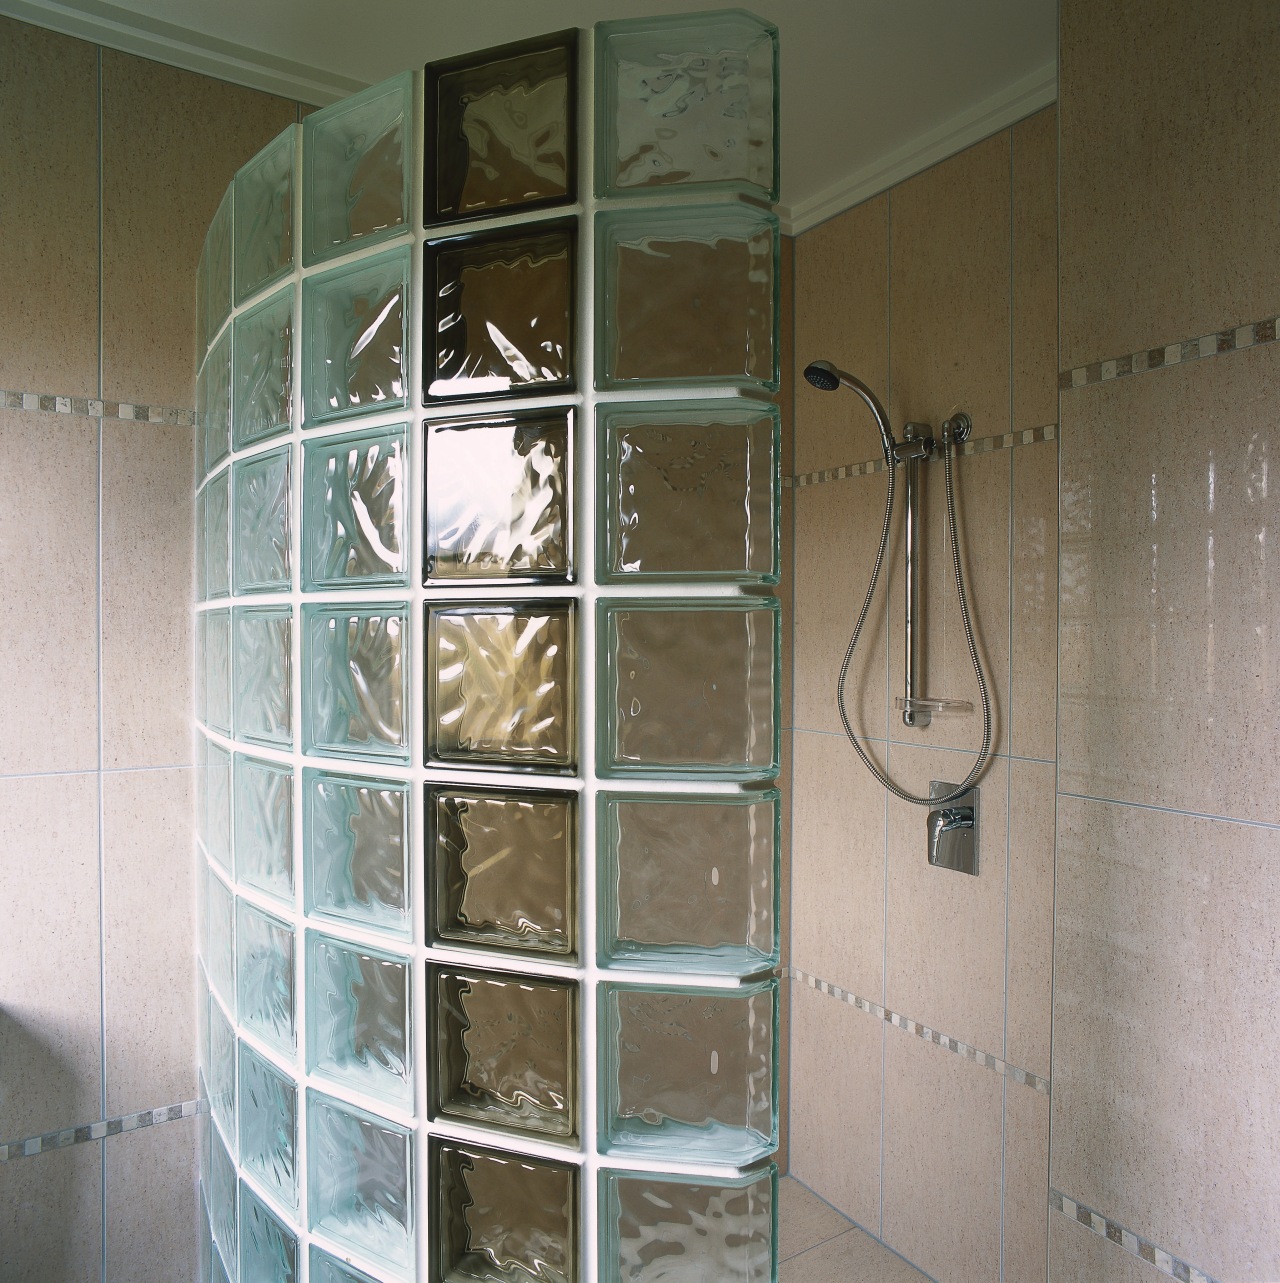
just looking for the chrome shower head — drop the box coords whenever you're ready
[803,360,842,392]
[803,358,897,462]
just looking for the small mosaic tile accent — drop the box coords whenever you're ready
[0,1098,204,1162]
[0,387,196,427]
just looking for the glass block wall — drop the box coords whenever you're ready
[194,14,781,1283]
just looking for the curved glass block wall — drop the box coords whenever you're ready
[195,13,780,1282]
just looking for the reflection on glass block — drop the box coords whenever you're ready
[428,603,575,769]
[209,1115,237,1270]
[598,599,778,779]
[595,11,779,200]
[233,287,294,450]
[431,1137,577,1283]
[233,446,291,593]
[201,739,232,873]
[204,609,232,734]
[596,205,778,391]
[308,1090,414,1273]
[198,185,233,356]
[599,401,779,583]
[599,978,777,1164]
[308,933,412,1107]
[430,787,575,956]
[206,470,230,600]
[302,423,407,590]
[303,604,408,762]
[425,413,571,581]
[426,224,574,400]
[426,30,577,224]
[240,1180,298,1283]
[599,791,779,974]
[199,330,232,477]
[239,1042,297,1210]
[208,991,236,1150]
[599,1164,776,1283]
[237,899,296,1054]
[304,770,409,937]
[234,755,293,903]
[234,126,297,304]
[303,72,411,266]
[433,967,578,1141]
[234,607,293,748]
[310,1246,382,1283]
[204,864,235,1013]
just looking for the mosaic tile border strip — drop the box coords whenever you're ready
[1,387,196,427]
[1060,315,1278,391]
[786,966,1050,1094]
[0,1098,204,1161]
[1051,1190,1220,1283]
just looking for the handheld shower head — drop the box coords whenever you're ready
[803,358,896,463]
[803,360,842,392]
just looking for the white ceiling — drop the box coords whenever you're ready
[4,0,1057,231]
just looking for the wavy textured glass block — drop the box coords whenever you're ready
[234,755,293,904]
[233,447,291,592]
[308,933,412,1107]
[433,966,578,1140]
[426,224,574,400]
[304,770,409,937]
[430,787,575,956]
[599,599,778,779]
[204,864,235,1013]
[208,990,236,1149]
[240,1181,297,1283]
[596,205,778,391]
[213,1242,232,1283]
[199,330,232,477]
[206,469,230,600]
[304,604,408,762]
[308,1090,414,1273]
[599,401,779,583]
[303,72,411,266]
[595,11,778,200]
[431,1137,577,1283]
[428,603,574,768]
[201,739,232,873]
[310,1247,382,1283]
[599,791,779,974]
[199,1193,214,1283]
[237,899,296,1055]
[234,607,293,748]
[303,246,409,426]
[234,126,296,304]
[198,968,211,1085]
[198,185,233,356]
[208,1119,238,1271]
[426,30,577,225]
[239,1042,297,1210]
[599,978,777,1164]
[204,609,232,735]
[302,423,407,590]
[233,286,294,450]
[197,489,209,601]
[599,1165,776,1283]
[426,413,571,581]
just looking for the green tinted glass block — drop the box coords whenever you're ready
[303,72,411,266]
[233,286,294,450]
[196,488,209,601]
[213,1242,233,1283]
[310,1247,382,1283]
[598,598,779,779]
[303,604,409,763]
[598,791,779,975]
[234,126,297,304]
[197,968,211,1086]
[237,899,296,1055]
[234,607,293,749]
[208,1116,238,1270]
[595,205,779,391]
[239,1181,297,1283]
[198,184,233,357]
[198,1191,214,1283]
[204,608,231,735]
[302,423,408,590]
[204,863,235,1016]
[598,401,779,583]
[201,739,232,874]
[234,755,293,904]
[208,989,236,1149]
[233,446,291,593]
[595,11,779,201]
[206,470,230,599]
[199,330,232,476]
[239,1042,297,1210]
[599,978,777,1164]
[302,246,410,425]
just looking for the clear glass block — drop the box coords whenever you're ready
[433,966,578,1141]
[598,599,779,779]
[204,609,232,735]
[310,1247,382,1283]
[199,1192,214,1283]
[232,286,294,450]
[599,978,778,1164]
[197,488,209,602]
[239,1180,298,1283]
[425,224,574,400]
[234,607,293,749]
[431,1137,577,1283]
[303,604,409,763]
[595,11,779,201]
[208,989,236,1151]
[206,470,230,600]
[307,933,412,1108]
[308,1090,414,1273]
[426,30,578,225]
[302,422,408,590]
[213,1242,233,1283]
[598,401,779,584]
[199,330,232,478]
[598,790,779,975]
[234,755,293,904]
[303,72,411,266]
[198,184,233,357]
[425,412,571,581]
[427,603,575,769]
[304,770,409,938]
[430,787,575,957]
[302,246,410,426]
[238,1041,297,1211]
[208,1118,238,1273]
[201,739,233,874]
[233,446,291,593]
[198,967,211,1085]
[236,899,296,1055]
[595,205,779,392]
[204,863,235,1014]
[598,1164,777,1283]
[234,126,297,304]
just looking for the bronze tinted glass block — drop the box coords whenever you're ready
[427,30,578,225]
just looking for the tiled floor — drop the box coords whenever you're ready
[779,1176,932,1281]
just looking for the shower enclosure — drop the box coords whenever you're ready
[194,13,782,1282]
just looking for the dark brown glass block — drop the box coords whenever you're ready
[426,30,578,226]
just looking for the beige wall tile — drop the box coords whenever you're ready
[0,1141,102,1282]
[779,484,794,729]
[779,234,795,476]
[778,1177,853,1262]
[1051,796,1280,1282]
[1004,1084,1050,1283]
[1048,1211,1167,1283]
[781,1227,931,1282]
[778,728,793,964]
[776,960,790,1173]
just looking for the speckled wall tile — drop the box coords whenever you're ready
[0,1140,103,1282]
[1004,1082,1050,1283]
[1049,1206,1169,1283]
